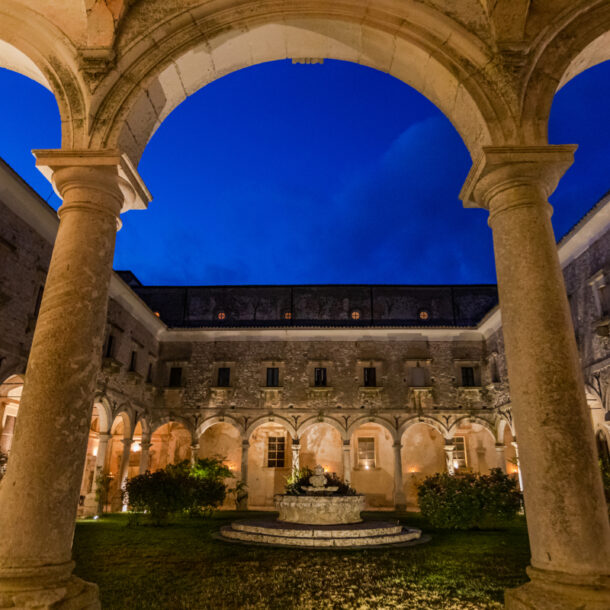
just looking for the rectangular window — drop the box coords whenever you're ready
[461,366,476,387]
[104,334,115,359]
[267,436,285,467]
[314,367,327,387]
[266,367,280,387]
[410,365,427,387]
[363,367,376,387]
[454,436,467,469]
[146,363,153,383]
[217,367,231,387]
[169,366,183,387]
[357,437,375,469]
[129,350,138,372]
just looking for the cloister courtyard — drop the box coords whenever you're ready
[72,512,530,609]
[1,1,610,609]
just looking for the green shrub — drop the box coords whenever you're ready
[285,466,357,496]
[417,468,521,530]
[124,457,232,525]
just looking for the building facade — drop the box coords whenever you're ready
[1,158,608,513]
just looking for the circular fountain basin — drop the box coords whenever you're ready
[275,493,365,525]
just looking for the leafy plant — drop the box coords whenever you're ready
[417,468,522,530]
[124,457,233,525]
[284,466,357,496]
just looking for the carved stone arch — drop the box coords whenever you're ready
[111,404,135,440]
[447,414,497,441]
[0,373,25,398]
[0,1,88,148]
[92,394,113,434]
[496,413,515,443]
[150,415,197,443]
[347,415,397,442]
[297,416,348,443]
[91,1,515,164]
[398,415,449,442]
[245,415,297,441]
[195,415,245,439]
[520,2,610,146]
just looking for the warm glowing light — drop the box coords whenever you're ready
[131,441,141,453]
[121,504,128,512]
[93,515,99,520]
[409,467,418,473]
[154,311,160,318]
[92,446,98,457]
[364,464,369,470]
[453,459,460,470]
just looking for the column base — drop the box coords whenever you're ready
[0,562,100,609]
[505,566,610,610]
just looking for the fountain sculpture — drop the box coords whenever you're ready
[220,465,424,548]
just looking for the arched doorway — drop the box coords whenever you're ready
[197,421,242,509]
[401,422,446,510]
[149,422,193,471]
[247,421,294,508]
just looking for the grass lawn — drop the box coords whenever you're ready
[73,511,530,609]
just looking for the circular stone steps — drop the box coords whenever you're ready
[219,519,423,548]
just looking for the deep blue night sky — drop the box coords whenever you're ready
[1,59,609,286]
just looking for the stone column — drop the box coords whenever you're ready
[0,150,150,608]
[190,443,200,465]
[238,440,249,510]
[291,439,300,471]
[342,440,352,485]
[0,415,16,454]
[393,441,407,511]
[83,432,111,516]
[461,145,610,608]
[443,440,456,475]
[494,443,506,473]
[114,438,133,511]
[511,440,523,491]
[139,438,152,474]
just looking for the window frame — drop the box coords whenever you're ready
[217,367,231,387]
[266,367,280,387]
[357,437,376,469]
[267,436,286,468]
[168,366,183,388]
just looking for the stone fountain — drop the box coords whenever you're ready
[220,465,424,548]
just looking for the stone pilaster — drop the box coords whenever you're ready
[494,443,507,472]
[0,415,16,454]
[443,440,456,475]
[0,150,150,609]
[393,441,406,511]
[239,440,249,510]
[83,432,111,516]
[342,440,352,485]
[291,439,300,471]
[139,438,152,474]
[461,145,610,609]
[190,443,200,465]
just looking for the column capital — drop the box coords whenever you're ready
[33,149,151,215]
[140,440,152,450]
[97,432,112,443]
[242,439,250,448]
[393,441,403,449]
[343,439,351,448]
[495,442,506,450]
[121,438,133,448]
[460,145,577,211]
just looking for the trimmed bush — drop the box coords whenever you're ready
[417,468,521,530]
[124,457,232,525]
